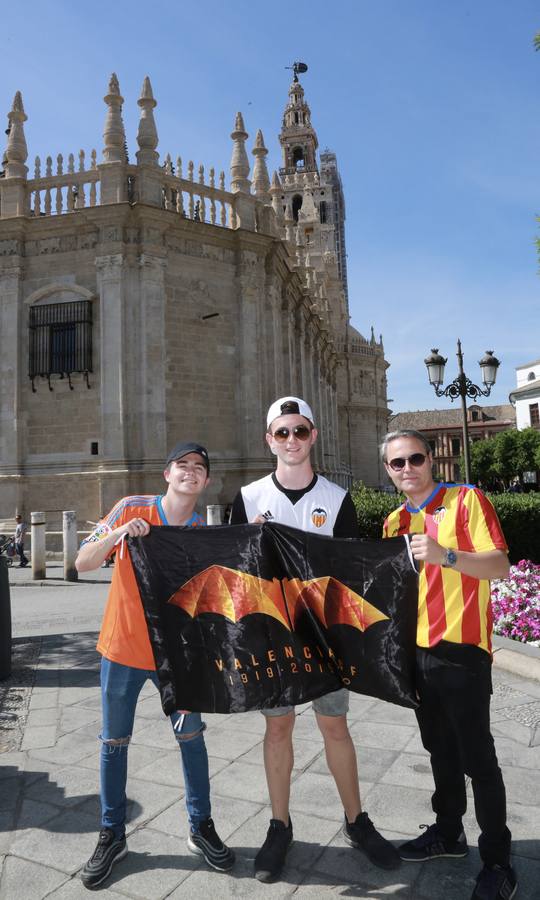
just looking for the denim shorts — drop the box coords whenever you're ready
[262,687,349,718]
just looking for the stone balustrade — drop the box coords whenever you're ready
[0,76,273,236]
[337,337,385,356]
[27,150,100,217]
[160,157,239,228]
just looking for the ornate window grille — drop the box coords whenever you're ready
[29,300,92,391]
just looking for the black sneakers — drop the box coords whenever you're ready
[187,817,235,871]
[254,818,293,882]
[471,864,517,900]
[80,828,127,888]
[399,823,469,861]
[343,812,401,870]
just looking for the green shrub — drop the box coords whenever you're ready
[488,493,540,564]
[351,482,403,540]
[352,483,540,564]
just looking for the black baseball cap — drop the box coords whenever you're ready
[165,442,210,471]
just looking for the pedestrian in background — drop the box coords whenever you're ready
[14,514,28,567]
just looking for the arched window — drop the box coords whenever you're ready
[292,194,303,222]
[292,147,304,168]
[319,200,327,224]
[528,371,536,381]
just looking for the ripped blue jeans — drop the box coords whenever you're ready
[100,657,210,839]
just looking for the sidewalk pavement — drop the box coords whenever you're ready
[1,586,540,898]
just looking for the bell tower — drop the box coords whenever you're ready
[279,66,318,174]
[277,63,344,330]
[274,63,390,488]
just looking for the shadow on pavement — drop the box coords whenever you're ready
[0,764,143,834]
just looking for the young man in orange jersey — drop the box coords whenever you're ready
[76,443,234,888]
[382,429,516,900]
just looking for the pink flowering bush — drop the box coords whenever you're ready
[491,560,540,647]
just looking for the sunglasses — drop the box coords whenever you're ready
[271,425,312,443]
[387,453,427,471]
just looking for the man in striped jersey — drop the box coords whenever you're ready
[76,442,234,888]
[382,429,516,900]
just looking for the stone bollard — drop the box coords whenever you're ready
[63,510,79,582]
[31,511,46,580]
[206,504,225,525]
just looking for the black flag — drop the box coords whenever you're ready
[129,522,418,715]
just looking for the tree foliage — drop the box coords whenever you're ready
[463,429,540,490]
[350,482,403,539]
[487,492,540,563]
[536,33,540,262]
[468,438,497,487]
[494,431,521,486]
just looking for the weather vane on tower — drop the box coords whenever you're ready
[286,61,308,82]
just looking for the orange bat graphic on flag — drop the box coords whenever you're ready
[168,566,388,633]
[282,577,389,631]
[168,566,289,628]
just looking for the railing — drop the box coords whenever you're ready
[15,149,278,239]
[336,339,383,356]
[160,156,238,228]
[321,466,353,490]
[280,169,319,188]
[27,151,100,217]
[279,164,317,177]
[23,150,243,230]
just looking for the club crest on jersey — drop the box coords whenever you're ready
[86,523,113,543]
[432,506,447,525]
[311,507,328,528]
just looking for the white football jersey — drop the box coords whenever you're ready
[240,473,347,536]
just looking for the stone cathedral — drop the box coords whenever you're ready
[0,70,389,527]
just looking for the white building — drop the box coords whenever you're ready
[509,358,540,430]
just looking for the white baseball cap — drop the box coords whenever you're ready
[266,396,315,429]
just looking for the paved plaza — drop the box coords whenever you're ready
[1,568,539,899]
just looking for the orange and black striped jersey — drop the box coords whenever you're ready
[383,483,507,654]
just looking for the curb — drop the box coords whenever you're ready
[492,635,540,682]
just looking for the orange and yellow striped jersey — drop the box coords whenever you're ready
[383,483,507,654]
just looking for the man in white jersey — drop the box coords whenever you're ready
[230,397,399,882]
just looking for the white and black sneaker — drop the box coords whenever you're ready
[399,823,468,862]
[80,827,127,888]
[187,817,235,871]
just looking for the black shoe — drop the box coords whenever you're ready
[254,818,293,882]
[187,817,235,871]
[80,828,127,888]
[399,823,468,861]
[471,864,517,900]
[343,812,401,870]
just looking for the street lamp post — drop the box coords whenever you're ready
[424,339,500,484]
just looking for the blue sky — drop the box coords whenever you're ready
[2,1,539,413]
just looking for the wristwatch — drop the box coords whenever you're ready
[442,548,458,568]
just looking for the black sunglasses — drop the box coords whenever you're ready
[270,425,312,443]
[387,452,427,471]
